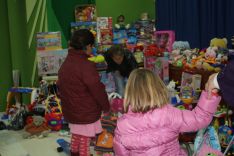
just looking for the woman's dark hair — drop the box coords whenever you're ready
[69,29,95,50]
[107,44,125,57]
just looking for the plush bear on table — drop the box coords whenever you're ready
[210,38,228,49]
[23,115,50,139]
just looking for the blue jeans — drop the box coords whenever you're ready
[112,71,127,97]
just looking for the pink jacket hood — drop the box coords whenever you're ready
[113,91,221,156]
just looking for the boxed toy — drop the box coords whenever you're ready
[37,49,68,76]
[99,29,113,45]
[134,20,156,44]
[97,17,112,29]
[155,30,175,52]
[97,17,113,45]
[75,4,96,22]
[126,29,137,44]
[70,21,97,36]
[36,32,62,51]
[144,56,169,83]
[180,72,202,103]
[113,29,127,44]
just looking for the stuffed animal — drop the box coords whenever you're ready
[23,115,50,139]
[88,55,105,63]
[210,38,228,49]
[172,41,190,50]
[205,47,217,64]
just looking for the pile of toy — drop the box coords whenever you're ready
[0,80,68,139]
[169,38,229,72]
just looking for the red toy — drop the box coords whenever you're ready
[144,44,164,57]
[45,112,62,131]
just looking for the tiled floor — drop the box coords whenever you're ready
[0,129,69,156]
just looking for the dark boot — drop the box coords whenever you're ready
[70,151,79,156]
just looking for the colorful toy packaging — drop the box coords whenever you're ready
[144,54,169,84]
[70,21,97,36]
[194,126,223,156]
[113,29,128,44]
[134,19,155,45]
[75,4,96,22]
[36,32,62,51]
[97,17,113,46]
[155,30,175,52]
[37,49,68,76]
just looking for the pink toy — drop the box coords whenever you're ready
[155,30,175,52]
[108,93,124,113]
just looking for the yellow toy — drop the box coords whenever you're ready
[88,55,105,63]
[210,38,228,49]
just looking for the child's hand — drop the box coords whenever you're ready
[205,73,219,99]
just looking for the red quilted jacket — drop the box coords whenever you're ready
[58,49,110,124]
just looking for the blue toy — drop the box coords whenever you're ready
[57,138,70,154]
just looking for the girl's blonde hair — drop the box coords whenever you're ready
[124,68,169,113]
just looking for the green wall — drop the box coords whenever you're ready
[0,0,13,111]
[47,0,95,48]
[96,0,155,25]
[0,0,47,111]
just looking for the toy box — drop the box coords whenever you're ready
[37,49,68,76]
[70,21,97,36]
[144,56,169,83]
[155,30,175,52]
[75,4,96,22]
[113,29,127,44]
[134,20,156,44]
[97,17,112,29]
[97,17,113,45]
[126,29,137,44]
[36,32,62,51]
[99,29,113,45]
[180,72,202,103]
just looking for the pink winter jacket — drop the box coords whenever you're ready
[113,91,221,156]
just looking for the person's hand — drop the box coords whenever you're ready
[205,73,219,99]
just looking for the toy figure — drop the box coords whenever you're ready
[114,15,130,29]
[167,80,180,105]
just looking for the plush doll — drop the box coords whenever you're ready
[210,38,228,49]
[114,15,130,29]
[23,115,50,139]
[205,47,217,64]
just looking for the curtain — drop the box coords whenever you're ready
[156,0,234,49]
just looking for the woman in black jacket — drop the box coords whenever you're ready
[104,45,138,96]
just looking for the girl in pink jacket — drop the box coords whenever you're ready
[113,69,221,156]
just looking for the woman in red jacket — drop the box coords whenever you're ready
[58,29,110,156]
